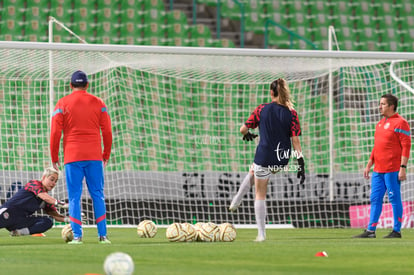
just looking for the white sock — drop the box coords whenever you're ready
[255,199,266,238]
[17,228,30,236]
[231,173,253,206]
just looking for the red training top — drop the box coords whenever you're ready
[50,90,112,165]
[370,113,411,173]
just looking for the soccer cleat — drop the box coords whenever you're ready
[68,237,83,245]
[254,236,266,242]
[383,231,402,238]
[31,233,46,237]
[352,230,376,238]
[99,236,111,244]
[229,201,241,212]
[9,230,21,237]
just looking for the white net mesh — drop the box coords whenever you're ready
[0,42,414,228]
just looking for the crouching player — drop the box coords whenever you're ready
[0,167,69,236]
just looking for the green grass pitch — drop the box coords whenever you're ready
[1,227,414,275]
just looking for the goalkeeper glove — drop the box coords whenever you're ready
[242,131,258,141]
[297,157,305,184]
[63,216,70,223]
[55,200,69,209]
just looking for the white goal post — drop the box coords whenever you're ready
[1,41,414,229]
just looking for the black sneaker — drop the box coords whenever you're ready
[383,231,401,238]
[353,230,376,238]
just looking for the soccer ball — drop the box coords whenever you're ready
[218,223,237,242]
[103,252,134,275]
[166,222,186,242]
[137,220,157,238]
[61,224,73,243]
[197,222,220,242]
[180,222,197,242]
[193,222,205,241]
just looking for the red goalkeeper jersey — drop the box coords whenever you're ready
[370,113,411,173]
[50,90,112,164]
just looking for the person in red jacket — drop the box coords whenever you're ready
[50,70,113,244]
[354,94,411,239]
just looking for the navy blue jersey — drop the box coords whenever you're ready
[1,180,56,217]
[245,102,301,167]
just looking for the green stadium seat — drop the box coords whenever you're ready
[268,26,292,49]
[95,1,120,45]
[398,16,414,38]
[142,0,164,9]
[166,9,187,25]
[95,22,120,44]
[140,7,165,45]
[267,11,290,32]
[307,0,331,17]
[24,21,48,42]
[189,24,212,47]
[140,8,165,24]
[73,0,96,11]
[328,0,353,14]
[212,38,236,48]
[220,0,242,20]
[24,4,50,42]
[0,2,25,40]
[50,0,73,13]
[142,22,166,45]
[397,2,413,22]
[71,4,96,42]
[96,2,120,22]
[49,0,73,42]
[1,0,26,20]
[119,6,141,24]
[245,11,266,34]
[243,0,266,33]
[72,0,96,26]
[165,9,189,45]
[118,7,143,45]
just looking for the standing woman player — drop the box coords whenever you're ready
[240,78,305,242]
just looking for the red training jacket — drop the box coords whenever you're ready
[370,113,411,173]
[50,90,112,165]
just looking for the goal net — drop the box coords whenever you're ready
[1,42,414,228]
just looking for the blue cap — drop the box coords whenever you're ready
[71,70,89,85]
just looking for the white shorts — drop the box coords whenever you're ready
[252,163,283,180]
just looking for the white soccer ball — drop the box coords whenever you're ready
[180,222,197,242]
[137,220,157,238]
[166,222,186,242]
[103,252,134,275]
[197,222,220,242]
[193,222,205,242]
[218,223,237,242]
[61,224,73,243]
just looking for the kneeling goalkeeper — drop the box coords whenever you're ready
[0,167,69,236]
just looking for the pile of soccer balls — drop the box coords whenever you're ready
[166,222,236,242]
[135,220,236,242]
[63,220,236,243]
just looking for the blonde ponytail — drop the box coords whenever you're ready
[270,78,295,110]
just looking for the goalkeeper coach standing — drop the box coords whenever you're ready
[354,94,411,239]
[50,70,113,244]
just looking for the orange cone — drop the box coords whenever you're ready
[315,251,328,257]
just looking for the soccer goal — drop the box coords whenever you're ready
[0,41,414,228]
